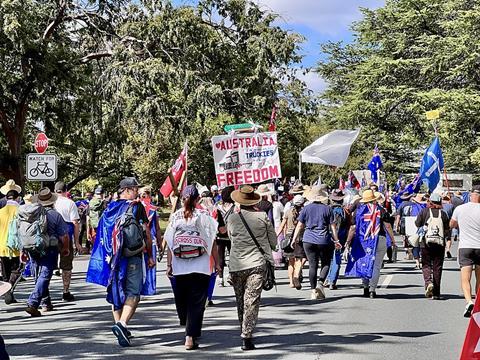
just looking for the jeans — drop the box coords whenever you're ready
[303,242,334,290]
[362,236,387,291]
[173,273,210,338]
[27,248,59,308]
[421,244,445,296]
[327,249,343,285]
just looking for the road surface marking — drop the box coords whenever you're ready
[380,274,394,289]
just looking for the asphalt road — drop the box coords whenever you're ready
[0,240,468,359]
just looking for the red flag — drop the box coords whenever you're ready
[160,143,188,197]
[268,105,277,132]
[461,288,480,359]
[348,170,361,189]
[339,177,346,190]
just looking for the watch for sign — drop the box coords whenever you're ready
[34,133,48,154]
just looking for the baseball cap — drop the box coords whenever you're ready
[472,185,480,194]
[94,186,104,195]
[54,181,67,193]
[211,185,218,191]
[118,177,142,190]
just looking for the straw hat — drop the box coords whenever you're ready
[290,184,304,195]
[32,187,58,207]
[306,186,329,203]
[256,184,273,196]
[360,189,377,203]
[374,192,385,203]
[0,179,21,195]
[231,185,261,206]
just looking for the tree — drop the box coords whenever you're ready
[316,0,480,181]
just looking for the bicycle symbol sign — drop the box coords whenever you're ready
[26,154,58,181]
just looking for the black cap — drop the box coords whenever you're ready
[119,177,142,190]
[472,185,480,194]
[54,181,67,193]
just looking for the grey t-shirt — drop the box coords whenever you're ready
[452,202,480,249]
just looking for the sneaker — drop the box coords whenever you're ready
[446,251,452,259]
[316,286,326,300]
[241,338,255,351]
[293,277,302,290]
[329,284,338,290]
[363,287,369,297]
[62,292,75,302]
[26,305,42,317]
[369,291,377,299]
[425,283,434,298]
[464,301,475,318]
[112,322,131,347]
[310,289,319,300]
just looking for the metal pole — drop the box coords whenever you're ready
[298,152,302,183]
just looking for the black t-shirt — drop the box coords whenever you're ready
[134,202,149,226]
[415,207,450,231]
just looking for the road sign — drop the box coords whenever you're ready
[26,153,57,181]
[34,133,49,154]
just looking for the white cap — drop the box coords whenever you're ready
[211,185,218,191]
[293,195,305,206]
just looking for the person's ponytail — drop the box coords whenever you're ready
[183,196,196,219]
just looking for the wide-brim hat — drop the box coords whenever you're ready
[231,185,261,206]
[330,189,345,202]
[256,184,273,196]
[306,186,329,203]
[33,187,58,206]
[412,193,426,204]
[0,179,21,195]
[360,189,377,203]
[290,184,304,194]
[374,191,385,203]
[0,281,12,297]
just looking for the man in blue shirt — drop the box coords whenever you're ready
[293,186,341,300]
[25,188,69,317]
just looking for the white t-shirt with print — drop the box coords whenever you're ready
[452,202,480,249]
[54,195,80,223]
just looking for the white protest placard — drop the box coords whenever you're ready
[26,153,58,181]
[211,131,282,188]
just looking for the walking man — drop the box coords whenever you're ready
[450,185,480,317]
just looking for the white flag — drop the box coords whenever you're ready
[301,129,360,167]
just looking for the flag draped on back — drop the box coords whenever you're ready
[368,145,383,183]
[419,137,444,192]
[86,199,156,309]
[345,203,381,279]
[160,143,188,197]
[460,287,480,359]
[347,170,361,189]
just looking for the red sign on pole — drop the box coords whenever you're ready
[34,133,48,154]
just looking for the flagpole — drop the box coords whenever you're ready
[185,140,188,187]
[298,152,302,183]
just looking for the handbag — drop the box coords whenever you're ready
[280,231,295,253]
[408,227,425,248]
[238,211,276,291]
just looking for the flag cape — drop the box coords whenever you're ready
[141,199,158,296]
[86,199,156,309]
[345,203,381,279]
[461,287,480,359]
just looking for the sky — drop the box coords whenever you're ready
[255,0,385,93]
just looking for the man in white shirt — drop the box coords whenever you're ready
[54,181,83,302]
[450,185,480,318]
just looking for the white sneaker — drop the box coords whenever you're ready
[310,289,319,300]
[316,286,326,300]
[464,301,475,318]
[425,283,434,298]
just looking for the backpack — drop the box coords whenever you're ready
[17,204,50,256]
[121,204,146,257]
[89,198,104,228]
[6,215,21,252]
[425,209,445,246]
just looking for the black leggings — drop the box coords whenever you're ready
[303,243,334,290]
[216,239,231,278]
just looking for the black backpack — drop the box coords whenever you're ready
[121,204,145,257]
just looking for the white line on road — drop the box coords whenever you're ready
[380,274,394,289]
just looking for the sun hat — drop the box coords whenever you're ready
[0,179,21,195]
[290,184,304,194]
[306,186,329,203]
[360,189,377,203]
[118,177,142,190]
[374,191,385,203]
[293,195,306,206]
[231,185,261,206]
[256,184,273,196]
[32,187,58,207]
[330,189,345,202]
[0,281,12,297]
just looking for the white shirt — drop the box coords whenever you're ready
[164,208,218,276]
[452,202,480,249]
[283,201,293,215]
[54,195,80,223]
[272,201,284,231]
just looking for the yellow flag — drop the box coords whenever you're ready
[426,109,440,120]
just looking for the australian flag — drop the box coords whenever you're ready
[419,137,444,192]
[368,145,383,184]
[345,203,381,279]
[393,174,422,208]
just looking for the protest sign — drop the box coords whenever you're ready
[211,131,282,188]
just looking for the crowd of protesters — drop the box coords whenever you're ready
[0,175,479,356]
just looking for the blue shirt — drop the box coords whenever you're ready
[46,208,68,241]
[298,203,334,245]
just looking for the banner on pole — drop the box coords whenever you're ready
[211,131,282,188]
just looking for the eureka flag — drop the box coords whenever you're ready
[419,137,444,192]
[345,203,381,279]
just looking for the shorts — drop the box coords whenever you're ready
[294,240,307,259]
[125,256,143,299]
[458,248,480,267]
[59,241,74,271]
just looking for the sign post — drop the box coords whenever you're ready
[26,154,57,182]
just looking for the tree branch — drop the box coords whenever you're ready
[43,0,68,40]
[80,51,113,63]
